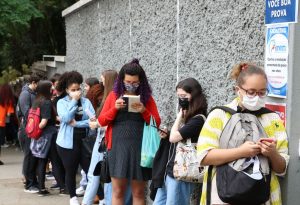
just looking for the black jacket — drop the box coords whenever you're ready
[150,137,171,200]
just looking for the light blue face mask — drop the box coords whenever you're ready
[124,82,139,93]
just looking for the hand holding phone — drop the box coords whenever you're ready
[259,138,276,143]
[151,125,168,135]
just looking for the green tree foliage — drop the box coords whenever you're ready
[0,0,76,78]
[0,66,21,84]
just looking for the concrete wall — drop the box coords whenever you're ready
[63,0,266,125]
[62,0,300,205]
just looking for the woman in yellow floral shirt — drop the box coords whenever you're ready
[197,62,289,205]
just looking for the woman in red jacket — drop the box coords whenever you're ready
[98,59,161,205]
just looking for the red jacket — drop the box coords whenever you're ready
[98,91,161,150]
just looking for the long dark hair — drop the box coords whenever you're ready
[32,80,53,109]
[113,59,152,105]
[0,84,15,106]
[176,78,208,123]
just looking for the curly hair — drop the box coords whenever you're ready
[56,71,83,92]
[113,58,152,105]
[176,78,208,123]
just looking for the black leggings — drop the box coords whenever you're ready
[0,127,4,156]
[57,131,90,198]
[35,157,48,190]
[48,134,65,189]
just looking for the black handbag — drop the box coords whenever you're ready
[93,151,111,183]
[93,137,111,183]
[82,135,96,159]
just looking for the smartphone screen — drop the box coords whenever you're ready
[151,125,168,135]
[122,96,129,110]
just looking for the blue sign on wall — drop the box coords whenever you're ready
[265,0,298,24]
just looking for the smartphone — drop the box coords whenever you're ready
[151,125,168,135]
[259,138,275,143]
[121,96,129,110]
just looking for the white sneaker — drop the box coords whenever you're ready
[24,186,39,193]
[75,186,85,196]
[70,196,80,205]
[99,199,105,205]
[1,143,9,148]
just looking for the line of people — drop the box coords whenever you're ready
[6,58,289,205]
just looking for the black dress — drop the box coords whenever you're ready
[108,110,152,180]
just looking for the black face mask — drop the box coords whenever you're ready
[178,97,189,110]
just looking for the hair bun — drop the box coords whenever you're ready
[131,58,140,65]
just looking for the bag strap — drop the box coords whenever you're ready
[207,165,213,205]
[210,106,274,116]
[209,106,237,115]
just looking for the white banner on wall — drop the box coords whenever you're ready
[265,24,289,98]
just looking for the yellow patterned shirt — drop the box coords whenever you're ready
[197,99,289,205]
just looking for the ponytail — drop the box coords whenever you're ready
[230,62,267,86]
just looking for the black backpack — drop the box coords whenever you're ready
[206,106,273,205]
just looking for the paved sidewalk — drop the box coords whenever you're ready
[0,146,70,205]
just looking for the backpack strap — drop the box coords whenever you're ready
[209,106,237,115]
[207,165,213,205]
[210,106,274,117]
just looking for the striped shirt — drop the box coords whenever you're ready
[197,99,289,205]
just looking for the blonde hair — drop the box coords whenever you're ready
[98,69,118,114]
[230,62,267,86]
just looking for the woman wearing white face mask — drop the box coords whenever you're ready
[197,62,289,205]
[56,71,96,205]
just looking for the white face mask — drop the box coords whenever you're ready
[68,90,81,98]
[241,95,265,111]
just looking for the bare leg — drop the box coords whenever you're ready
[111,177,128,205]
[131,180,146,205]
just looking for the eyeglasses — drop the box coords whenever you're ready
[239,87,268,98]
[123,81,140,87]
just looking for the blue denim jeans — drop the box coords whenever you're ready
[104,183,132,205]
[153,175,195,205]
[82,129,104,205]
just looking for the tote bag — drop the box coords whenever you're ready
[140,116,160,168]
[173,114,206,183]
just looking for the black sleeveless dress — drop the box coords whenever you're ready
[108,110,152,180]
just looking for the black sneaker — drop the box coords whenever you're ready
[38,189,50,196]
[0,160,4,165]
[59,188,69,196]
[50,184,60,190]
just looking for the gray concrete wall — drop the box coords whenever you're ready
[62,0,300,205]
[64,0,266,124]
